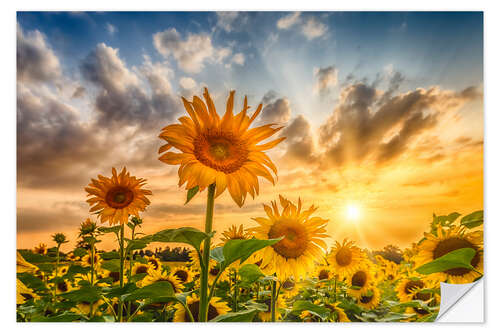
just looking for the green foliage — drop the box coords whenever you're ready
[185,186,199,204]
[221,237,282,268]
[461,210,483,228]
[211,309,258,322]
[415,248,477,275]
[122,281,174,301]
[59,285,101,303]
[291,300,330,321]
[238,264,265,286]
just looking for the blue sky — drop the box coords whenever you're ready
[17,11,484,250]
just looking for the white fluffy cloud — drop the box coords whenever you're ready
[106,22,117,36]
[153,28,233,73]
[277,12,301,30]
[17,24,61,83]
[301,18,328,40]
[216,12,239,32]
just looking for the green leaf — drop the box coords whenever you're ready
[122,281,174,301]
[100,251,120,260]
[17,251,54,263]
[210,309,258,322]
[73,248,88,258]
[17,272,48,292]
[100,259,121,272]
[461,210,484,228]
[291,300,330,320]
[375,312,415,322]
[59,285,101,303]
[238,264,264,286]
[65,265,91,277]
[31,312,84,322]
[416,248,477,275]
[145,227,212,251]
[210,246,225,263]
[222,237,282,269]
[185,186,199,204]
[98,226,121,234]
[102,283,138,299]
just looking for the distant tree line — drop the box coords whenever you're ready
[134,246,191,262]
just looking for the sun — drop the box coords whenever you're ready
[346,204,361,221]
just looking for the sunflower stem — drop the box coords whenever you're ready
[271,279,277,322]
[53,244,60,301]
[127,226,135,318]
[90,244,95,317]
[334,277,337,302]
[199,183,216,322]
[118,223,125,322]
[232,270,239,312]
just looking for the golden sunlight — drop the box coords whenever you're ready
[345,203,362,221]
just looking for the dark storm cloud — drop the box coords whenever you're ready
[17,206,84,233]
[17,24,61,84]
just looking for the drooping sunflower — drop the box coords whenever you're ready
[140,270,183,293]
[258,295,286,322]
[414,226,483,284]
[158,88,286,207]
[33,243,48,255]
[85,167,152,225]
[17,251,38,273]
[327,239,365,279]
[326,302,351,322]
[171,265,194,284]
[250,195,329,280]
[173,294,230,322]
[17,279,39,304]
[357,287,381,310]
[347,265,374,297]
[131,262,154,276]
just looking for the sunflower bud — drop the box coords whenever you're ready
[52,233,68,245]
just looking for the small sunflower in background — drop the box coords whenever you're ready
[281,277,300,299]
[219,224,252,244]
[81,253,102,268]
[173,294,230,322]
[66,252,80,261]
[17,279,39,305]
[250,195,329,281]
[145,255,162,272]
[327,239,365,280]
[171,265,194,284]
[33,243,48,255]
[131,262,154,276]
[414,225,483,284]
[50,280,74,294]
[347,265,374,297]
[396,277,429,303]
[140,270,183,293]
[299,299,322,322]
[85,167,152,225]
[102,270,123,286]
[406,292,441,317]
[258,295,286,322]
[325,302,350,322]
[357,287,381,310]
[313,264,333,282]
[73,299,104,316]
[382,261,400,283]
[158,88,285,207]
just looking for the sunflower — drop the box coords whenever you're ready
[73,299,104,316]
[250,195,329,280]
[33,243,48,255]
[131,262,154,276]
[171,265,194,284]
[258,295,286,322]
[313,264,333,282]
[219,224,252,245]
[357,287,380,310]
[158,88,285,207]
[140,270,183,293]
[281,277,300,298]
[81,253,102,268]
[50,280,74,294]
[299,300,322,322]
[145,255,163,272]
[326,302,351,322]
[66,252,80,261]
[173,294,230,322]
[17,279,39,304]
[102,270,123,286]
[414,226,483,284]
[17,251,38,273]
[381,261,400,283]
[347,265,374,297]
[406,293,441,316]
[85,167,152,225]
[327,239,365,279]
[396,277,429,303]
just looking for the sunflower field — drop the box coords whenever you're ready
[16,89,484,323]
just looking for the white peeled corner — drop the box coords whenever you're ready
[437,278,483,322]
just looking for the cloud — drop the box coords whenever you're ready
[232,53,245,66]
[106,22,118,36]
[153,28,232,73]
[314,66,338,96]
[179,76,198,96]
[80,43,180,128]
[277,12,301,30]
[281,115,316,164]
[71,86,86,98]
[318,82,482,167]
[259,91,292,124]
[17,23,61,84]
[301,17,328,40]
[216,12,239,32]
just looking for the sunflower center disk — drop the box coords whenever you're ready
[335,248,353,266]
[105,186,134,209]
[194,131,249,174]
[268,220,308,259]
[433,237,479,276]
[351,271,367,287]
[174,270,189,282]
[404,280,424,294]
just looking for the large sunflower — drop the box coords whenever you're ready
[85,167,152,225]
[173,294,230,322]
[414,226,483,284]
[131,262,154,276]
[327,239,365,279]
[250,195,329,280]
[158,88,285,207]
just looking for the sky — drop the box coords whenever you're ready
[16,11,483,252]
